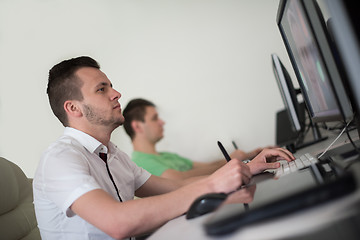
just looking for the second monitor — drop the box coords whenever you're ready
[272,53,326,152]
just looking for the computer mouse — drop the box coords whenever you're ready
[186,192,228,219]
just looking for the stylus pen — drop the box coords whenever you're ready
[217,141,231,162]
[232,140,238,150]
[218,141,250,211]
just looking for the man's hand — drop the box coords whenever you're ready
[230,145,278,161]
[208,159,252,193]
[246,148,295,175]
[224,185,257,204]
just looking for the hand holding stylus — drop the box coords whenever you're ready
[218,141,251,210]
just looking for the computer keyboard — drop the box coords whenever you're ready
[274,153,318,178]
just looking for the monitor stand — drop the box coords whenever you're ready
[285,103,328,153]
[293,120,328,151]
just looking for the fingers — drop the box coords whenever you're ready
[276,147,295,161]
[264,161,281,170]
[226,159,252,185]
[266,145,279,149]
[246,147,295,175]
[225,186,256,204]
[248,146,285,160]
[240,163,252,185]
[228,160,252,188]
[210,159,252,193]
[262,147,295,162]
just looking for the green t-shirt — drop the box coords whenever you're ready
[132,151,193,176]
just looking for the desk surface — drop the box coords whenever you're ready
[148,129,360,240]
[149,190,360,240]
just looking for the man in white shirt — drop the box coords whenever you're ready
[33,56,294,240]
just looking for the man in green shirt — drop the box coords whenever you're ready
[123,98,274,181]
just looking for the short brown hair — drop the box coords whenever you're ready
[47,56,100,126]
[123,98,155,139]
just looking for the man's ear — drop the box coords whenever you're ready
[64,100,83,118]
[131,120,144,134]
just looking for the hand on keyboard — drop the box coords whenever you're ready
[246,148,295,175]
[274,153,318,178]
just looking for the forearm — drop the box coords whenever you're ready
[72,180,213,239]
[191,160,226,173]
[124,183,211,236]
[159,160,226,181]
[137,173,207,194]
[135,175,184,197]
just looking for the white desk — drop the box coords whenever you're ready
[149,129,360,240]
[149,189,360,239]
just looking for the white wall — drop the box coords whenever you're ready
[0,0,294,178]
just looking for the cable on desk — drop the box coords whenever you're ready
[318,120,352,159]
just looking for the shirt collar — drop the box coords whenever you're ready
[63,127,116,155]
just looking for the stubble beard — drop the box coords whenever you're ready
[83,104,124,129]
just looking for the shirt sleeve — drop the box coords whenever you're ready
[38,144,101,217]
[117,150,151,190]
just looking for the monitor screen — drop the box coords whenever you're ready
[272,53,302,132]
[277,0,353,123]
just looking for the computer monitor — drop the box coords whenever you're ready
[272,53,303,132]
[327,0,360,137]
[276,0,353,124]
[272,53,326,152]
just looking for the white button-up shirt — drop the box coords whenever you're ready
[33,127,151,240]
